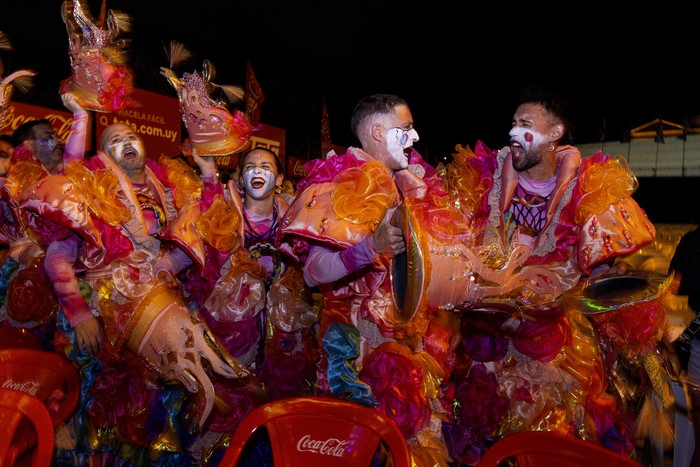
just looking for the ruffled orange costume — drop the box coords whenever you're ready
[441,141,661,464]
[18,154,262,463]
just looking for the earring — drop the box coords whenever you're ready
[275,185,282,194]
[548,142,555,152]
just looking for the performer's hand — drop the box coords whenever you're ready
[61,91,87,116]
[191,148,217,179]
[372,207,405,259]
[74,316,104,356]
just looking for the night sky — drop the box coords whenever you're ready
[3,1,700,165]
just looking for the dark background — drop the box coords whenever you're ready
[3,1,700,223]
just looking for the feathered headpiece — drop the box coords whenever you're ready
[160,41,253,156]
[0,32,36,131]
[59,0,137,112]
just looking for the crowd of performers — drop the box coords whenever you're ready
[0,2,686,466]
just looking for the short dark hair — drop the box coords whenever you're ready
[0,133,12,146]
[517,87,574,145]
[350,94,408,139]
[12,119,51,147]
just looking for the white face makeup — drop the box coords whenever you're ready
[241,151,280,200]
[509,125,548,151]
[106,132,145,163]
[243,166,276,199]
[385,126,419,170]
[508,103,551,172]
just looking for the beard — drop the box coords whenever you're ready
[115,155,147,173]
[512,151,541,172]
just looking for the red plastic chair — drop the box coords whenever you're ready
[476,431,640,467]
[0,388,55,467]
[0,349,81,427]
[218,396,411,467]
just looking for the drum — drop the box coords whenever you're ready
[390,204,562,321]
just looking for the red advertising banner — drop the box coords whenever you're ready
[96,88,181,160]
[1,101,78,143]
[288,156,310,178]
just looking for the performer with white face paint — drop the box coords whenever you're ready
[236,147,320,400]
[481,88,655,280]
[496,97,574,250]
[0,92,88,333]
[98,124,169,237]
[440,88,660,464]
[187,145,319,403]
[239,147,286,285]
[102,126,147,170]
[278,94,460,465]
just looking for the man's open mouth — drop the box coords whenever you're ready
[123,147,137,158]
[510,141,525,160]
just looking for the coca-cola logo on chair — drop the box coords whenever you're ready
[296,435,348,458]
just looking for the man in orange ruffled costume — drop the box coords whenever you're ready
[19,123,261,464]
[0,92,87,336]
[279,94,452,465]
[440,88,663,465]
[162,42,319,404]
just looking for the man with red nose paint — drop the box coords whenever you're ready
[441,88,661,464]
[483,88,655,284]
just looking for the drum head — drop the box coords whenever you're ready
[567,271,669,315]
[389,204,425,323]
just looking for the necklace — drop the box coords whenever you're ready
[243,205,279,245]
[510,183,552,235]
[133,183,165,233]
[243,205,282,287]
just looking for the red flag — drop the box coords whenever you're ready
[321,95,332,144]
[245,61,264,123]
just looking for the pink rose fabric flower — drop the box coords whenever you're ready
[360,343,431,439]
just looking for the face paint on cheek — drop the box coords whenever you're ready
[527,130,549,149]
[108,140,144,161]
[386,129,408,167]
[132,140,145,159]
[243,168,275,195]
[388,142,406,166]
[37,139,58,152]
[108,142,124,161]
